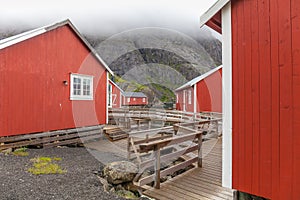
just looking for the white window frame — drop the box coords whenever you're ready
[188,90,192,105]
[108,83,112,108]
[142,98,146,103]
[127,98,130,103]
[70,73,93,101]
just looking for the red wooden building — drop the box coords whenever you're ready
[122,92,148,106]
[201,0,300,199]
[108,79,123,108]
[0,19,113,137]
[175,65,222,113]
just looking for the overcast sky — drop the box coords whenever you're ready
[0,0,217,36]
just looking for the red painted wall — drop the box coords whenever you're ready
[231,0,300,199]
[176,87,194,112]
[122,97,148,106]
[196,68,222,113]
[109,80,122,108]
[176,68,222,113]
[0,25,108,137]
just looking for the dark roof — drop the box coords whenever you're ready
[122,92,147,98]
[0,19,113,74]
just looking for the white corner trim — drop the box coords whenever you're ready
[221,1,232,189]
[194,84,197,113]
[106,71,109,124]
[200,0,230,28]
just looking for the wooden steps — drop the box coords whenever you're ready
[103,125,129,141]
[0,125,103,150]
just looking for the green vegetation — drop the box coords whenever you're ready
[28,156,66,175]
[116,190,138,199]
[12,147,29,157]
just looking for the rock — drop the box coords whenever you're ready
[98,176,111,192]
[109,187,115,193]
[103,161,138,185]
[115,184,124,191]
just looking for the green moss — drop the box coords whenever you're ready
[12,147,29,156]
[116,190,138,199]
[28,156,66,175]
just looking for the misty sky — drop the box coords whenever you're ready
[0,0,218,37]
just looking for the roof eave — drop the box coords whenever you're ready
[200,0,230,28]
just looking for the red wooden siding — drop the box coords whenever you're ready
[231,0,300,199]
[196,68,222,113]
[0,25,108,137]
[175,87,194,112]
[122,97,148,106]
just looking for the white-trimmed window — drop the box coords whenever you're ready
[142,98,146,103]
[127,98,130,103]
[70,74,93,100]
[188,90,192,105]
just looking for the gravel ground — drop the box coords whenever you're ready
[0,147,126,200]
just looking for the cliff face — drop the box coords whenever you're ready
[85,28,222,104]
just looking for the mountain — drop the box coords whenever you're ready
[85,28,222,104]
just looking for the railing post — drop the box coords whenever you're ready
[197,133,202,168]
[127,136,131,160]
[154,145,161,189]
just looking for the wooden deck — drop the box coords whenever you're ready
[143,138,234,200]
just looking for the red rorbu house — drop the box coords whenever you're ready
[175,65,222,113]
[201,0,300,199]
[0,19,113,137]
[122,92,148,106]
[108,79,123,108]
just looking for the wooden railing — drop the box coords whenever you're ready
[135,131,203,189]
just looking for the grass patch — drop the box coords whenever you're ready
[28,156,66,175]
[12,147,29,157]
[116,190,138,199]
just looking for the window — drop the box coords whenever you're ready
[176,94,178,103]
[127,98,130,103]
[70,74,93,100]
[188,90,192,105]
[142,98,146,103]
[133,98,136,101]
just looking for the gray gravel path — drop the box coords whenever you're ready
[0,147,125,200]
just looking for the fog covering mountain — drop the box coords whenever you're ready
[85,28,222,104]
[0,27,222,104]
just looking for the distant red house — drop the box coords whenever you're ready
[0,19,113,137]
[122,92,148,106]
[108,79,123,108]
[201,0,300,199]
[175,65,222,113]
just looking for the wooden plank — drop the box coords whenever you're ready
[138,157,197,187]
[236,0,246,192]
[249,0,260,195]
[168,180,231,200]
[291,0,300,198]
[231,0,240,190]
[140,144,198,169]
[270,0,280,198]
[258,0,272,197]
[139,132,202,153]
[243,0,253,193]
[278,0,293,199]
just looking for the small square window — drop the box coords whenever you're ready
[70,74,93,100]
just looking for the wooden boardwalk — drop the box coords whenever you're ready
[143,138,234,200]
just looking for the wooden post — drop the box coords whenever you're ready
[197,133,202,168]
[154,145,161,189]
[127,136,131,160]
